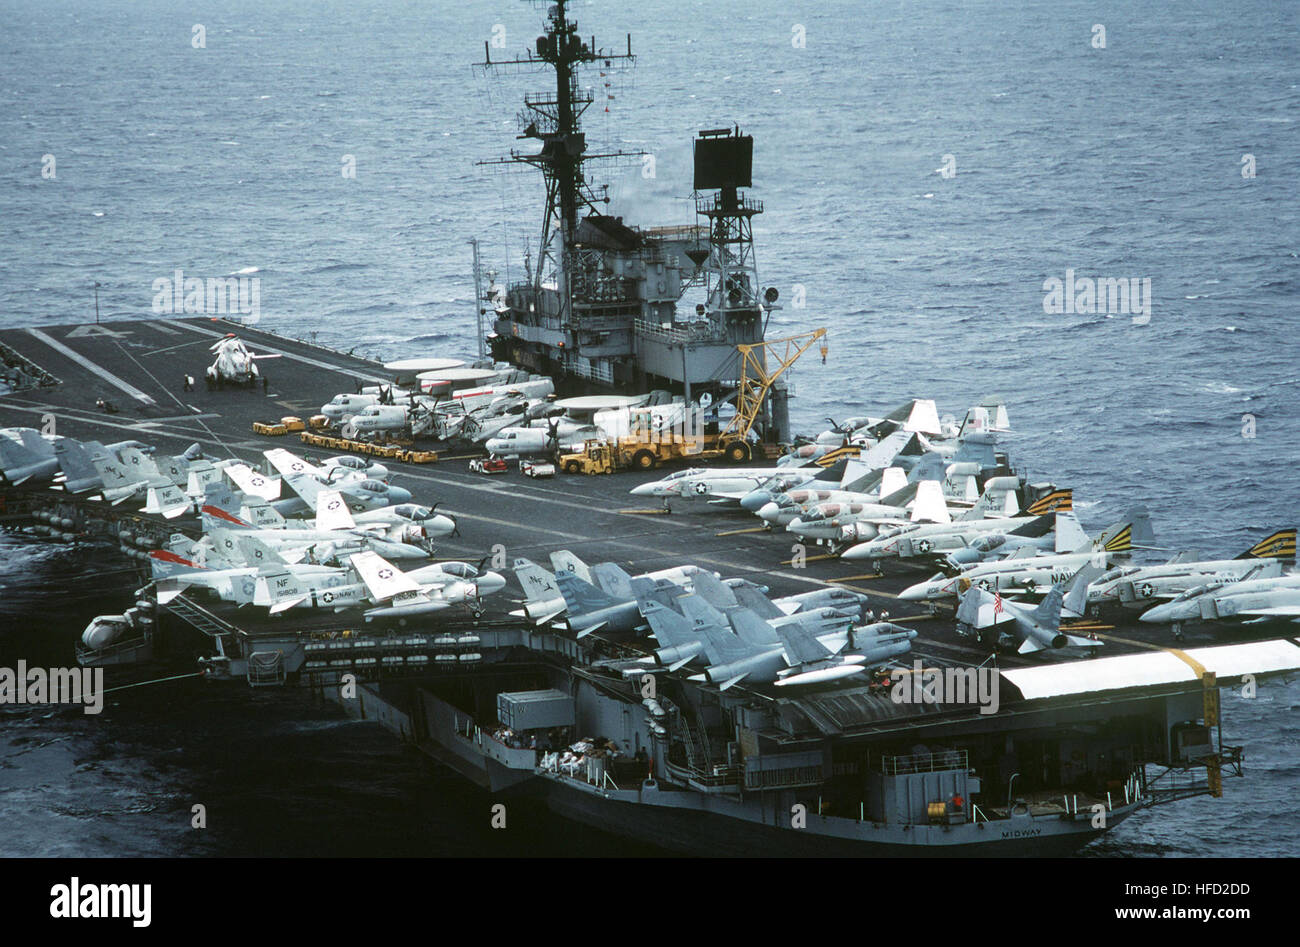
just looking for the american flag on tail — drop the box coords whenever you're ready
[993,590,1004,615]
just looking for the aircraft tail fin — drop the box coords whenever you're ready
[731,584,785,620]
[690,571,739,610]
[909,479,951,524]
[1032,585,1065,632]
[144,482,190,519]
[1238,528,1296,562]
[512,558,561,605]
[0,434,44,478]
[201,482,250,530]
[727,607,780,649]
[549,550,593,585]
[591,562,635,600]
[53,439,101,490]
[554,569,622,615]
[1024,488,1072,516]
[771,617,834,664]
[1089,508,1154,554]
[642,600,700,649]
[1063,561,1108,618]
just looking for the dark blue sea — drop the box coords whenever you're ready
[0,0,1296,856]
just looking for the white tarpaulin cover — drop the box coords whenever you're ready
[1002,638,1300,700]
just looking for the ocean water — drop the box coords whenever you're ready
[0,0,1296,856]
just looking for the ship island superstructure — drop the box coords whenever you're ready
[479,1,793,438]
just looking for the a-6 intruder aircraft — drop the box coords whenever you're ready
[347,551,506,621]
[1083,529,1296,610]
[264,448,410,516]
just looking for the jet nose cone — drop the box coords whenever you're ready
[898,583,927,601]
[1139,604,1172,623]
[427,514,456,538]
[484,439,505,455]
[757,502,781,522]
[389,486,413,505]
[786,518,804,533]
[739,491,769,512]
[629,481,658,497]
[477,571,507,596]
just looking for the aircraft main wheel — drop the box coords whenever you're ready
[564,460,581,474]
[632,449,657,470]
[725,441,750,464]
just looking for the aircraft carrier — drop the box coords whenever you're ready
[4,315,1299,856]
[3,1,1297,858]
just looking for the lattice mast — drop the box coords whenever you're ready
[479,0,638,312]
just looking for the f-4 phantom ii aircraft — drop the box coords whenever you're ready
[898,512,1153,603]
[1140,570,1300,625]
[1084,529,1297,611]
[840,488,1074,564]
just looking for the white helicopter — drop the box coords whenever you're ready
[206,334,279,388]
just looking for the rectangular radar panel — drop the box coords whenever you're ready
[693,132,753,190]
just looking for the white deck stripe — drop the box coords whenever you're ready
[25,328,157,405]
[165,321,391,384]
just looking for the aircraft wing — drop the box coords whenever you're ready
[264,448,323,481]
[315,490,356,531]
[348,551,426,604]
[1237,606,1300,617]
[772,619,835,665]
[225,462,281,500]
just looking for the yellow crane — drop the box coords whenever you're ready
[558,327,828,473]
[715,328,828,462]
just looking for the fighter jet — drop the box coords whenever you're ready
[1140,571,1300,625]
[641,600,914,690]
[1084,529,1296,611]
[840,489,1074,564]
[955,573,1102,655]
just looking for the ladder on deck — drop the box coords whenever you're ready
[165,593,244,654]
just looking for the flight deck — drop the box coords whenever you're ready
[0,316,1282,673]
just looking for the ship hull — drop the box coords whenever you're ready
[540,777,1129,858]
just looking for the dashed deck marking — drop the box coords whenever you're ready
[25,328,156,405]
[165,321,391,383]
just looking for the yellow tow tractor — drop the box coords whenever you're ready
[558,328,827,474]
